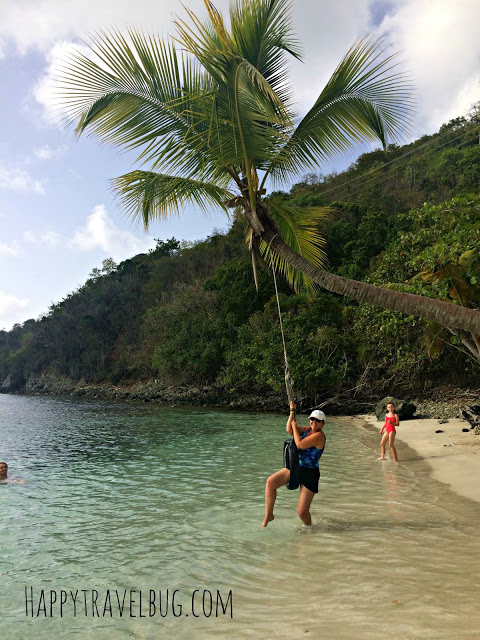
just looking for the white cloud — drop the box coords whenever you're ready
[0,241,19,257]
[32,40,87,125]
[292,0,480,139]
[70,205,155,260]
[34,144,68,160]
[290,0,372,111]
[23,230,63,247]
[0,165,45,195]
[41,231,63,246]
[3,0,480,151]
[28,1,371,126]
[22,205,154,259]
[22,231,36,244]
[0,291,30,330]
[0,0,225,57]
[378,0,480,132]
[10,0,479,142]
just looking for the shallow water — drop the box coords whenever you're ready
[1,394,479,639]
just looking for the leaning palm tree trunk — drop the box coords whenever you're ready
[261,222,480,334]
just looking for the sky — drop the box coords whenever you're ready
[0,0,479,330]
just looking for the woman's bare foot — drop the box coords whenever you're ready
[261,514,274,527]
[377,456,386,460]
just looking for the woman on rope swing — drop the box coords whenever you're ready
[261,401,326,527]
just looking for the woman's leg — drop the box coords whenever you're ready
[379,432,389,459]
[297,485,316,526]
[261,468,290,527]
[389,431,399,461]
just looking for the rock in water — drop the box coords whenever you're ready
[375,397,417,421]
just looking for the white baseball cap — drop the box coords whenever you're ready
[309,410,326,421]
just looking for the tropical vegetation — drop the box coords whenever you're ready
[56,0,478,335]
[1,0,479,405]
[1,113,480,404]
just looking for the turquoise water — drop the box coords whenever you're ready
[1,394,480,639]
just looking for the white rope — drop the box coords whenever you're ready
[267,235,295,403]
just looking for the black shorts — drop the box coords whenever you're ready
[299,466,320,493]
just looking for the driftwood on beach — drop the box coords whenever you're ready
[461,405,480,428]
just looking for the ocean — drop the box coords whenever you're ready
[1,393,479,639]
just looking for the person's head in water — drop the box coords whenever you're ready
[0,462,8,478]
[309,410,325,430]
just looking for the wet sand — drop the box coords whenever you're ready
[361,414,480,503]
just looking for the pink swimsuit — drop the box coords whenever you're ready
[385,414,397,434]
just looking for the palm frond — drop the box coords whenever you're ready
[174,3,235,87]
[264,36,415,184]
[175,1,295,173]
[59,30,184,140]
[231,61,292,170]
[57,3,415,296]
[230,0,302,106]
[260,199,330,292]
[112,170,235,228]
[57,29,241,184]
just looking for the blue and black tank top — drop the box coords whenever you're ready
[298,428,326,468]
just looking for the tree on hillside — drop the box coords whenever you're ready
[58,0,479,336]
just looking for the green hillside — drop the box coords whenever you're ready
[1,115,479,408]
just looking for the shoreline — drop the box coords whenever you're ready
[2,374,285,412]
[4,372,480,503]
[4,383,480,504]
[360,414,480,504]
[3,373,478,417]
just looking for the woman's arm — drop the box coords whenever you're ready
[286,401,309,436]
[394,413,400,427]
[286,403,296,434]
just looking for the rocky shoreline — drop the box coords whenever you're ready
[2,372,286,411]
[1,372,478,418]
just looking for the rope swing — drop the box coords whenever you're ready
[268,236,300,491]
[268,235,295,405]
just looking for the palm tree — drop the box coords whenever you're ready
[58,0,479,335]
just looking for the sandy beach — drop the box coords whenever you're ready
[361,414,480,504]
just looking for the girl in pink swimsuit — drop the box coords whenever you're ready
[378,402,399,461]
